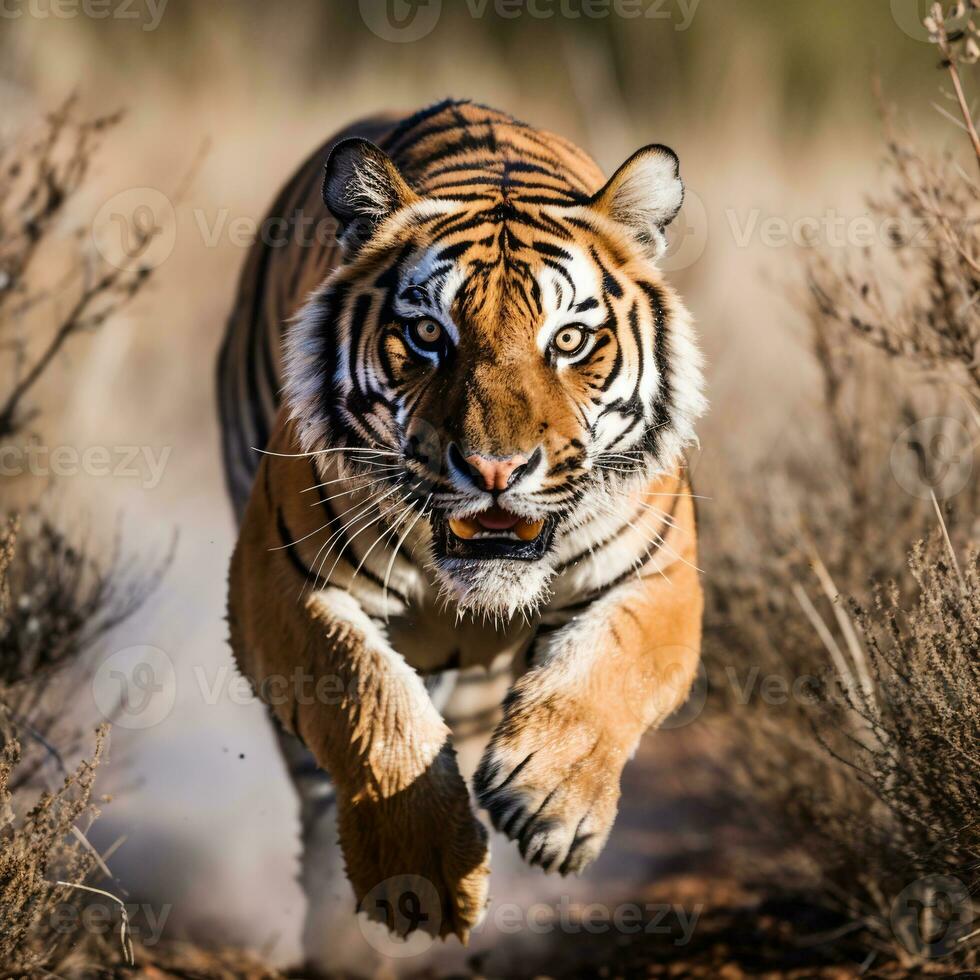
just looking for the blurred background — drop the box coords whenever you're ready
[0,0,963,973]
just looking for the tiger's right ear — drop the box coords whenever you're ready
[589,144,684,261]
[322,138,419,253]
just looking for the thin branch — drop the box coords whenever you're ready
[946,56,980,174]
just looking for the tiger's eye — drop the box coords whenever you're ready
[409,318,443,348]
[553,326,586,355]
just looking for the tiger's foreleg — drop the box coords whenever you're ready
[474,541,703,875]
[228,451,489,942]
[272,670,463,966]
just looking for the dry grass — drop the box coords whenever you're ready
[0,726,107,977]
[0,92,171,790]
[703,4,980,970]
[2,722,282,978]
[1,504,115,976]
[0,510,168,795]
[0,514,165,688]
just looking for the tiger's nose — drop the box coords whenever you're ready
[449,445,540,493]
[465,453,527,492]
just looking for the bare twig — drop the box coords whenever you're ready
[931,1,980,172]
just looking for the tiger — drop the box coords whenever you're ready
[218,99,706,960]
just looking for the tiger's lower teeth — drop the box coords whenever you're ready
[448,517,545,541]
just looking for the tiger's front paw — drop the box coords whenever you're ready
[473,687,627,876]
[338,743,490,942]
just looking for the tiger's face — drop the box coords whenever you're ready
[287,136,705,617]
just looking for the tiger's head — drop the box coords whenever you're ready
[287,113,705,618]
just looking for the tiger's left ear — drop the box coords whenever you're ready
[590,144,684,260]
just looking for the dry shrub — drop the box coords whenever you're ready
[0,98,277,978]
[0,519,277,978]
[0,727,107,977]
[0,513,165,685]
[0,726,281,979]
[0,516,119,976]
[0,513,168,795]
[830,544,980,893]
[0,93,168,794]
[704,3,980,969]
[0,95,157,440]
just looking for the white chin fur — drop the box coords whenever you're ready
[433,556,556,622]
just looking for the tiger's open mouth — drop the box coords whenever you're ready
[434,506,557,561]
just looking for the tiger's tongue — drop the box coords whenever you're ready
[476,506,520,531]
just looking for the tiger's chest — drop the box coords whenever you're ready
[384,599,534,675]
